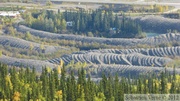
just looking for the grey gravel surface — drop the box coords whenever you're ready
[48,46,180,67]
[0,55,56,72]
[132,16,180,33]
[0,35,68,54]
[17,25,180,47]
[1,23,179,75]
[86,64,180,76]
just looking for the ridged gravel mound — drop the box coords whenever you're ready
[16,25,180,47]
[7,22,180,75]
[0,35,68,54]
[79,46,180,57]
[48,46,180,67]
[49,53,171,67]
[0,55,56,72]
[132,16,180,33]
[86,64,180,76]
[48,46,180,75]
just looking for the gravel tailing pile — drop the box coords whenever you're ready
[12,21,180,75]
[49,53,171,67]
[0,35,68,54]
[0,55,56,72]
[48,46,180,67]
[17,25,180,47]
[86,64,180,76]
[81,46,180,57]
[48,46,180,75]
[132,15,180,33]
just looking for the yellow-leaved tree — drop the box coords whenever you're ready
[60,59,64,67]
[40,44,45,50]
[5,75,13,90]
[46,66,52,73]
[29,43,34,51]
[0,50,2,57]
[57,59,64,74]
[55,90,63,100]
[12,92,20,101]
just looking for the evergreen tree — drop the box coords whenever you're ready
[170,66,176,93]
[161,72,166,93]
[114,74,119,101]
[60,66,67,101]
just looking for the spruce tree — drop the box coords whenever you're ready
[60,66,67,101]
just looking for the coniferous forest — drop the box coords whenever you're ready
[0,63,180,101]
[24,9,144,38]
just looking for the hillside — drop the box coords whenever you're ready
[1,24,180,77]
[17,25,180,47]
[0,1,180,77]
[0,1,180,101]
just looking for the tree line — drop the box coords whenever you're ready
[0,63,179,101]
[24,9,144,38]
[64,9,143,38]
[23,10,67,34]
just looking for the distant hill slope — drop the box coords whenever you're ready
[17,25,180,47]
[160,0,180,3]
[0,55,56,72]
[0,35,68,54]
[132,16,180,33]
